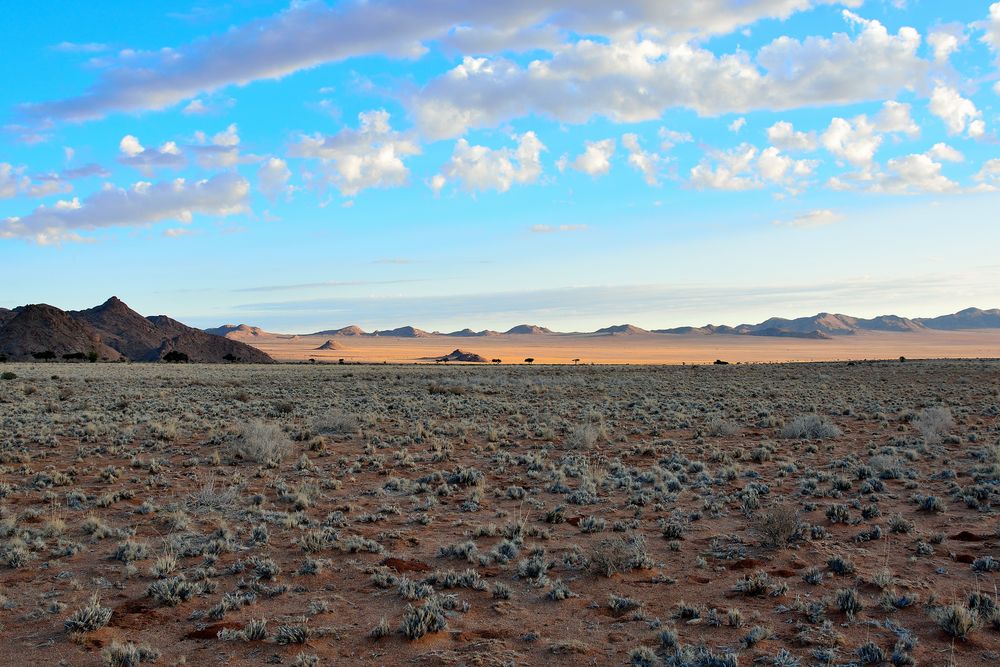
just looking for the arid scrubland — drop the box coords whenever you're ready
[0,361,999,665]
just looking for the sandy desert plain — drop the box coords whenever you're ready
[1,359,999,666]
[230,328,1000,365]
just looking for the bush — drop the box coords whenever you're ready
[0,372,16,380]
[65,596,112,632]
[313,409,359,436]
[914,406,953,444]
[590,534,653,576]
[752,505,803,548]
[780,414,841,440]
[101,641,160,667]
[230,421,290,466]
[162,350,189,363]
[934,603,978,639]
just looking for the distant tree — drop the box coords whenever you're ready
[0,354,7,363]
[491,358,502,365]
[223,353,238,362]
[572,358,581,365]
[63,352,86,361]
[524,358,534,364]
[309,358,316,364]
[338,358,345,365]
[713,359,729,365]
[32,350,56,362]
[87,350,98,363]
[162,350,189,363]
[899,356,907,363]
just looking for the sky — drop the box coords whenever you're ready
[1,0,999,333]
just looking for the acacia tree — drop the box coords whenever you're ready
[524,358,534,364]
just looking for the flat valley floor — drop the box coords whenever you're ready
[2,361,1000,665]
[232,329,1000,365]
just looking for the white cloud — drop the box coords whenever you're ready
[767,121,817,151]
[869,153,959,194]
[622,133,662,185]
[821,115,881,166]
[290,110,420,196]
[980,3,1000,59]
[530,224,588,233]
[257,157,292,200]
[182,99,210,115]
[928,143,964,162]
[690,144,760,191]
[974,158,1000,190]
[772,208,843,228]
[0,172,249,244]
[433,131,545,193]
[0,163,73,200]
[412,13,927,138]
[728,117,746,132]
[927,25,966,62]
[118,134,186,173]
[24,1,862,121]
[658,127,693,150]
[191,123,245,168]
[568,139,615,177]
[928,85,984,137]
[874,100,919,136]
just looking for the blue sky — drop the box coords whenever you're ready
[2,1,999,332]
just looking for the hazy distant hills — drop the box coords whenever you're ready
[0,297,272,362]
[914,307,1000,330]
[208,308,1000,342]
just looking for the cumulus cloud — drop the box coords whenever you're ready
[412,12,927,138]
[0,172,249,244]
[772,208,843,228]
[563,139,615,177]
[821,115,881,166]
[979,3,1000,59]
[257,157,292,200]
[433,131,545,193]
[927,24,966,62]
[870,153,960,194]
[767,121,817,151]
[691,142,815,191]
[689,144,760,191]
[0,163,73,199]
[874,100,919,136]
[621,133,663,185]
[928,142,963,162]
[291,110,419,196]
[928,85,984,137]
[973,158,1000,190]
[118,134,186,173]
[23,1,861,122]
[190,123,246,168]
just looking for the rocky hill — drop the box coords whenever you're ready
[0,297,272,363]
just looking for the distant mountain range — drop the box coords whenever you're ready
[0,297,272,362]
[206,308,1000,341]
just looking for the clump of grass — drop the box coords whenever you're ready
[752,504,803,548]
[835,587,864,619]
[273,624,311,645]
[933,603,978,639]
[313,409,359,436]
[780,414,840,440]
[101,641,160,667]
[400,598,448,639]
[589,534,653,576]
[147,576,199,606]
[65,595,112,632]
[608,593,642,614]
[230,421,290,466]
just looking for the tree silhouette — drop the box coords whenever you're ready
[491,358,502,365]
[524,358,534,364]
[32,350,56,361]
[163,351,189,363]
